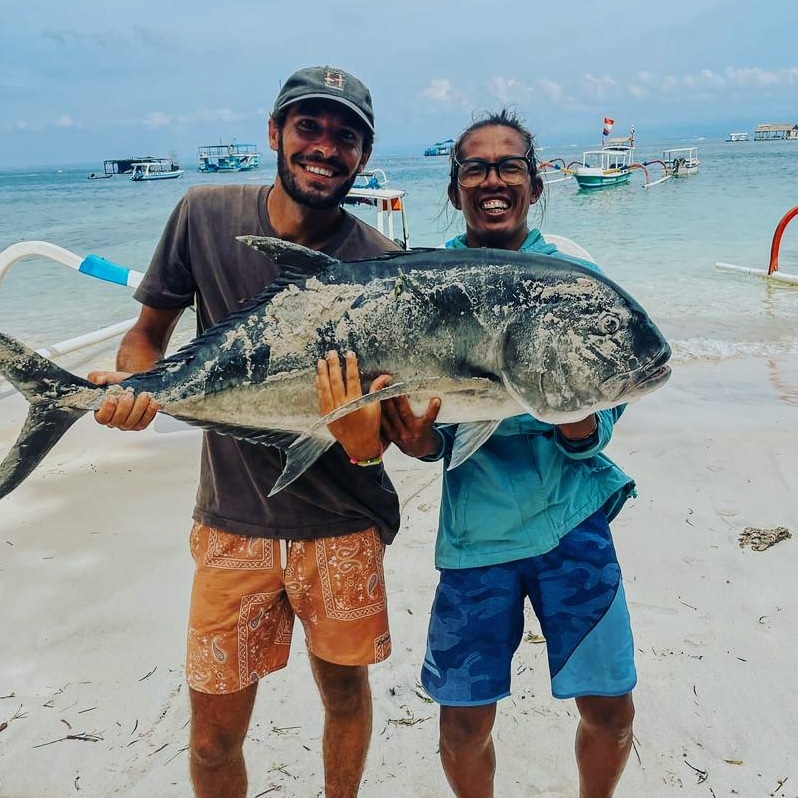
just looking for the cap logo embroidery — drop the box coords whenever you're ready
[323,69,346,92]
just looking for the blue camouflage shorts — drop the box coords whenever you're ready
[421,510,637,706]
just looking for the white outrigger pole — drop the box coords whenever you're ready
[715,206,798,286]
[0,241,145,359]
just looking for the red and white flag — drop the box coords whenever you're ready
[602,117,614,137]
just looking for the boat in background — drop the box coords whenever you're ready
[198,143,261,173]
[539,158,574,185]
[561,122,670,190]
[130,159,184,181]
[663,147,700,177]
[726,132,749,142]
[349,169,389,190]
[88,157,166,179]
[569,147,635,189]
[567,120,637,190]
[424,139,454,157]
[341,170,409,249]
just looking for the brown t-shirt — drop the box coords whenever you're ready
[134,184,402,542]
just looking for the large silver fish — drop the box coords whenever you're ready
[0,239,670,499]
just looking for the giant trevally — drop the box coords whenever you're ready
[0,239,670,500]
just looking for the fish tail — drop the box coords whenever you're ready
[0,331,94,499]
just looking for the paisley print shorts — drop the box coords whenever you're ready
[186,523,391,694]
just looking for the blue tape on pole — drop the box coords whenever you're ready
[79,254,132,287]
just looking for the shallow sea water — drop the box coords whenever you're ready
[1,137,798,366]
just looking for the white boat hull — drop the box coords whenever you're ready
[131,169,184,181]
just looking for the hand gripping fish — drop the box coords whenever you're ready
[0,239,671,500]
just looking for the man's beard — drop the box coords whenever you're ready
[276,142,358,210]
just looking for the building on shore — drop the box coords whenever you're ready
[753,123,798,141]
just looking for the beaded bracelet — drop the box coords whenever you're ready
[349,454,383,467]
[349,444,384,467]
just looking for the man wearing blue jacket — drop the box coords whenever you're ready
[320,108,637,798]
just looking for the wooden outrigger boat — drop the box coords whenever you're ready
[663,147,700,177]
[563,145,670,190]
[568,147,635,189]
[557,120,670,190]
[539,158,574,185]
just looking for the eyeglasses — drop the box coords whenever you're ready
[454,154,533,187]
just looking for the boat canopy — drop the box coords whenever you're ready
[103,157,164,175]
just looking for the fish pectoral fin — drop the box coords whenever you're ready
[448,421,503,471]
[270,382,420,495]
[296,383,414,440]
[268,436,335,497]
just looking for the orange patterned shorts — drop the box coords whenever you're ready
[186,522,391,695]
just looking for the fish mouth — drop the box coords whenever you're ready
[603,347,672,398]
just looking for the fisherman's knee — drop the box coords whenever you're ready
[440,704,496,751]
[189,687,254,765]
[576,694,635,737]
[190,720,246,768]
[312,659,370,715]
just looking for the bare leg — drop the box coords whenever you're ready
[439,703,497,798]
[189,683,257,798]
[574,693,635,798]
[310,654,373,798]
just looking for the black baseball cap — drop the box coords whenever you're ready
[272,65,375,133]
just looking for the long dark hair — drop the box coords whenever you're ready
[447,107,545,216]
[449,108,538,189]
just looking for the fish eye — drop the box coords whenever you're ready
[598,312,621,334]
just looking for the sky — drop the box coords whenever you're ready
[3,0,798,168]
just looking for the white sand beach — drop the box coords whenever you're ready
[1,354,797,797]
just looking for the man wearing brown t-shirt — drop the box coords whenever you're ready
[89,66,401,798]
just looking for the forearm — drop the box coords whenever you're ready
[556,414,597,442]
[554,410,616,458]
[415,426,447,461]
[115,324,172,372]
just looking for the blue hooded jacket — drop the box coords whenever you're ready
[426,230,636,569]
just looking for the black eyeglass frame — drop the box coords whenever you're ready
[453,149,535,187]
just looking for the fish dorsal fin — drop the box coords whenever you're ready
[237,235,340,272]
[237,235,342,305]
[131,238,341,384]
[240,236,446,288]
[448,420,502,470]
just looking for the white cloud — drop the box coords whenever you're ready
[143,111,171,129]
[537,79,566,104]
[524,64,798,110]
[486,76,532,105]
[579,73,617,102]
[627,83,650,101]
[188,108,246,124]
[723,66,790,88]
[421,78,465,105]
[54,114,77,128]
